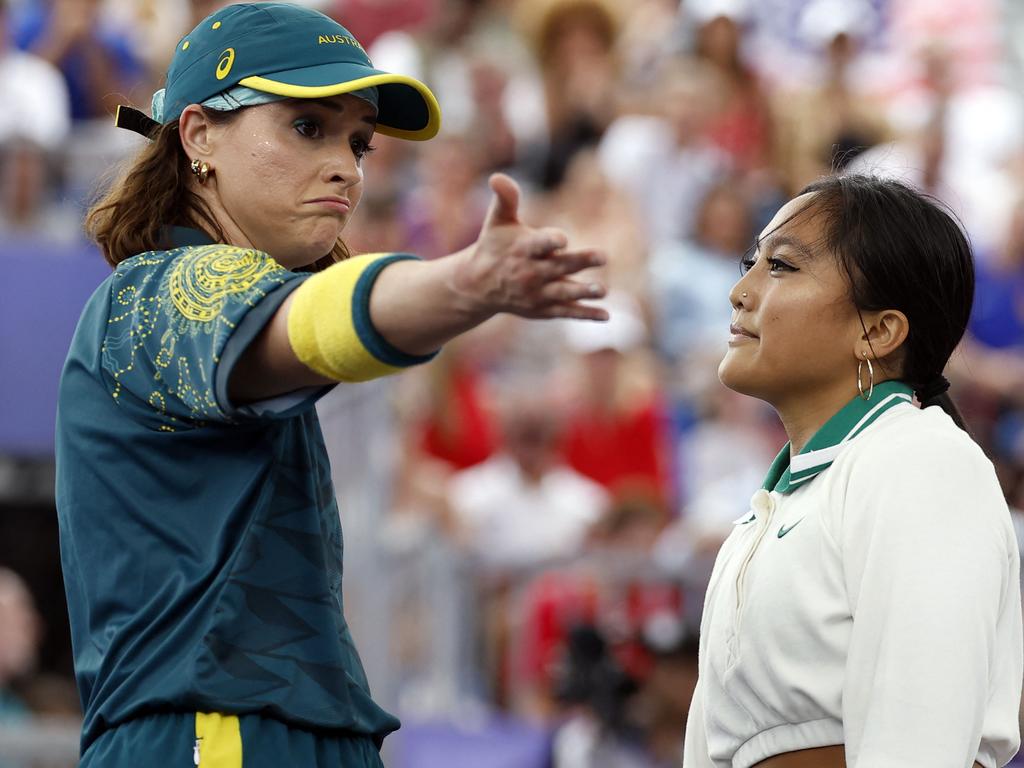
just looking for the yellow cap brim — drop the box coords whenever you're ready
[239,72,441,141]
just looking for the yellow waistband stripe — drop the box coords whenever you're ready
[195,712,242,768]
[287,253,427,383]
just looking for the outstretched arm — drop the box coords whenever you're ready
[228,174,607,403]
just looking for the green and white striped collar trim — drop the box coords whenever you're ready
[763,380,914,494]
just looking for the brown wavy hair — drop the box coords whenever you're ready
[85,108,347,272]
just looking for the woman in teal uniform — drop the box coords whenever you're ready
[55,3,607,766]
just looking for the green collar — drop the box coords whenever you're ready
[159,225,216,249]
[763,380,914,494]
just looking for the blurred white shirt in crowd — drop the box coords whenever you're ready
[598,115,728,247]
[448,455,608,571]
[0,49,69,151]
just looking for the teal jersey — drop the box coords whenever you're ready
[55,230,423,753]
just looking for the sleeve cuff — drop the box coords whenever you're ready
[214,275,324,420]
[352,254,440,368]
[286,253,440,383]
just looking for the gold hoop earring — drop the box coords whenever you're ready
[190,158,210,184]
[857,356,874,401]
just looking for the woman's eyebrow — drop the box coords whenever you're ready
[757,234,814,262]
[303,99,378,125]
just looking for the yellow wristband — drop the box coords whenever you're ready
[286,253,435,382]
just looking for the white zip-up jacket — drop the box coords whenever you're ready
[684,382,1023,768]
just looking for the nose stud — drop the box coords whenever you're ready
[742,292,748,298]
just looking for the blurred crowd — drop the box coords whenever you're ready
[2,0,1024,765]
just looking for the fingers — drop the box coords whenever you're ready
[533,248,605,278]
[482,172,521,228]
[535,300,610,322]
[539,277,606,305]
[526,227,569,255]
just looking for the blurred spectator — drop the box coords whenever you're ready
[549,616,698,767]
[678,385,779,519]
[415,343,500,472]
[771,0,891,195]
[0,0,70,234]
[347,133,418,217]
[446,388,608,571]
[541,503,686,767]
[188,0,230,29]
[508,494,675,714]
[345,189,409,256]
[550,626,647,768]
[139,1,234,81]
[520,0,621,189]
[850,43,955,200]
[614,0,684,90]
[560,293,673,507]
[688,0,773,173]
[403,134,490,260]
[443,387,608,713]
[13,0,145,121]
[971,194,1024,353]
[1010,1,1024,94]
[0,0,68,150]
[328,0,436,50]
[630,621,698,765]
[463,51,519,172]
[948,191,1024,462]
[850,40,1024,248]
[598,58,730,247]
[885,0,1004,99]
[647,179,752,364]
[543,148,648,296]
[389,326,512,536]
[0,568,42,722]
[383,0,543,173]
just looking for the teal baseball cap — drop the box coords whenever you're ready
[116,2,440,141]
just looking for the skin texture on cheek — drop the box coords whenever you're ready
[725,275,855,398]
[237,126,330,261]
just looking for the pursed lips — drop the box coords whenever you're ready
[307,197,351,214]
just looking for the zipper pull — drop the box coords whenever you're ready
[193,738,201,766]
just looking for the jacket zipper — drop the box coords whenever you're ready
[734,498,773,629]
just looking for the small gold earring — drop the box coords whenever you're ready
[857,355,874,401]
[190,158,211,184]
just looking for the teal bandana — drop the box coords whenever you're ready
[150,85,379,122]
[762,380,915,494]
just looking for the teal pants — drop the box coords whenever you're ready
[80,711,385,767]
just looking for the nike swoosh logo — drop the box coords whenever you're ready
[777,519,804,538]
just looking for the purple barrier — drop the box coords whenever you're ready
[393,716,553,768]
[0,237,110,456]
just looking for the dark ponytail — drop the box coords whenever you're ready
[914,374,970,432]
[797,175,974,432]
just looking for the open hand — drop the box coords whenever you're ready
[451,173,609,321]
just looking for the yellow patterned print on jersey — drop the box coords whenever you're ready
[100,244,299,426]
[169,246,279,322]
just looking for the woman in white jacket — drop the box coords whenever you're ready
[683,174,1023,768]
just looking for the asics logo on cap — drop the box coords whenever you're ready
[216,48,235,80]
